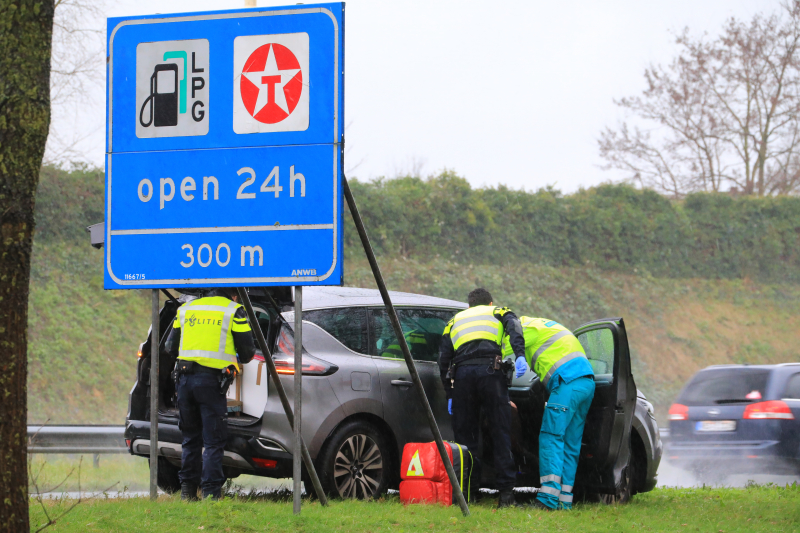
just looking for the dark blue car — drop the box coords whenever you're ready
[666,364,800,484]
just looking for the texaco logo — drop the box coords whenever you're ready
[241,43,302,124]
[233,33,309,134]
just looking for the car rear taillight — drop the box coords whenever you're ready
[269,353,336,376]
[743,400,794,420]
[137,342,144,358]
[668,403,689,421]
[252,457,278,469]
[266,327,338,376]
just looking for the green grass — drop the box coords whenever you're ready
[28,485,800,532]
[29,454,151,493]
[27,454,292,494]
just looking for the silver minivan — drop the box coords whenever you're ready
[124,286,661,502]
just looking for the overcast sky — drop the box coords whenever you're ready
[57,0,783,193]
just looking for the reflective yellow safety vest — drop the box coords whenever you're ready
[503,317,587,386]
[445,305,505,351]
[381,330,427,358]
[174,296,252,371]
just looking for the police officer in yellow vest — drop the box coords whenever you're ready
[165,288,256,501]
[502,317,594,511]
[439,288,528,508]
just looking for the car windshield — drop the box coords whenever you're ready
[677,368,771,406]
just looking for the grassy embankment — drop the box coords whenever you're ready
[28,246,800,424]
[28,485,800,533]
[27,167,800,424]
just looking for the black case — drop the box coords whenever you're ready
[446,442,474,502]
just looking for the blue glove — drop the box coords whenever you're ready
[515,357,528,378]
[448,398,453,415]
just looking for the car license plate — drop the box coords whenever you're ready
[696,420,736,432]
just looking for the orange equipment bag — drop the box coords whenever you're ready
[399,441,473,505]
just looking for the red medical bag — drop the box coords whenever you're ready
[399,478,452,505]
[399,441,472,506]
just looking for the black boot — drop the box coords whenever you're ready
[497,489,516,508]
[202,488,221,501]
[181,482,199,502]
[528,498,555,511]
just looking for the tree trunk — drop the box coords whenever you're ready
[0,1,54,532]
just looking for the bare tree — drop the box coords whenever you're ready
[0,1,55,531]
[600,1,800,196]
[44,0,104,165]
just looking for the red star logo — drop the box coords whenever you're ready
[239,43,303,124]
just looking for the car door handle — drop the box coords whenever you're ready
[391,379,414,387]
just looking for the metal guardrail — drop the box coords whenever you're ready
[27,425,127,454]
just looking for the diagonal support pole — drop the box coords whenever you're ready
[343,176,471,516]
[236,287,329,506]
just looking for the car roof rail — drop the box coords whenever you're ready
[777,362,800,367]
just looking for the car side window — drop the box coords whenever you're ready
[784,373,800,399]
[576,327,615,381]
[369,308,453,362]
[252,307,272,339]
[303,308,367,354]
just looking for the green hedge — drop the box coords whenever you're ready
[34,166,800,281]
[344,172,800,282]
[35,165,105,243]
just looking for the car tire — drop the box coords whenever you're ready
[317,419,392,499]
[150,456,182,494]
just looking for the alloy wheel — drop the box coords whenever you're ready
[332,433,384,499]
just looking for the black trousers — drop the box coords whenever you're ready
[177,372,228,497]
[451,364,517,492]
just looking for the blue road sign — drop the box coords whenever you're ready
[105,3,344,289]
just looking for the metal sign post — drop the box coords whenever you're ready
[149,289,159,500]
[293,286,303,514]
[105,3,344,507]
[343,177,471,516]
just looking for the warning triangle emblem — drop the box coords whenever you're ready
[406,450,424,477]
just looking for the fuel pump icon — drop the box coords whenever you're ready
[139,63,179,127]
[138,51,188,128]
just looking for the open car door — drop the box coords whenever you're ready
[573,317,637,497]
